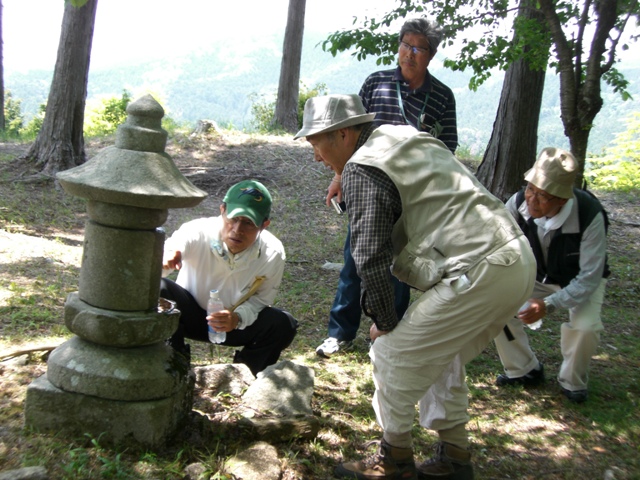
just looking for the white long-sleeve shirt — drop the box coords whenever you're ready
[506,194,607,310]
[163,216,286,329]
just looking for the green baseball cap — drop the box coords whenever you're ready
[223,180,272,226]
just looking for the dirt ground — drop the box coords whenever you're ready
[1,133,639,479]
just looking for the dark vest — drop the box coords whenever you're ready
[515,188,610,287]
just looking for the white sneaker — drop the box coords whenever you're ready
[316,337,353,358]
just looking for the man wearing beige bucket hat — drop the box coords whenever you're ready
[295,94,536,480]
[493,148,610,403]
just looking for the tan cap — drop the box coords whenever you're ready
[524,147,577,199]
[293,94,375,140]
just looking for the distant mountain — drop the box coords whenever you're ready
[5,32,639,155]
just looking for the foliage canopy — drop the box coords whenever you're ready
[322,0,639,183]
[322,0,638,94]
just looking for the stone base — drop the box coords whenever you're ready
[24,373,194,449]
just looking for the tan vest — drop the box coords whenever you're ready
[349,125,523,291]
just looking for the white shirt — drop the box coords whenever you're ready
[163,216,286,328]
[508,194,607,310]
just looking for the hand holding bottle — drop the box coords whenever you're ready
[517,298,545,330]
[207,290,226,344]
[207,310,240,333]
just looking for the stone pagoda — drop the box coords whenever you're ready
[24,95,207,448]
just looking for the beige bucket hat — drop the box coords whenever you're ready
[524,147,577,199]
[293,94,375,140]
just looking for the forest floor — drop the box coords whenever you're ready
[1,131,639,479]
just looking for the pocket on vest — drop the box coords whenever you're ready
[485,245,520,267]
[392,248,444,291]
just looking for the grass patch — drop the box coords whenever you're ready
[1,133,639,479]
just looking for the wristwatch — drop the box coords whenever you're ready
[544,299,556,315]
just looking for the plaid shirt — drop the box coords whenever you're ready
[342,124,404,331]
[359,66,458,154]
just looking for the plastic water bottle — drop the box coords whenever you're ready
[519,301,542,330]
[207,289,226,344]
[526,319,543,330]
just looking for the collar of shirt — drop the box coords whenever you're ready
[356,123,377,151]
[393,65,432,93]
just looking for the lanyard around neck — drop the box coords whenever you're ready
[395,80,429,130]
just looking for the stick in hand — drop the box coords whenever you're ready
[229,276,266,312]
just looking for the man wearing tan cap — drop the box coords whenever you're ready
[295,94,536,480]
[493,148,610,403]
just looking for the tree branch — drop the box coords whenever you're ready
[0,346,58,362]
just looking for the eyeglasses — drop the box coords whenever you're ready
[524,184,559,204]
[399,41,430,56]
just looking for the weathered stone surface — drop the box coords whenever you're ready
[57,148,208,209]
[56,96,207,210]
[46,337,190,401]
[25,373,194,449]
[224,442,281,480]
[87,200,168,229]
[235,360,319,442]
[78,221,164,311]
[183,462,208,480]
[191,119,222,136]
[64,292,179,347]
[238,415,321,442]
[0,466,48,480]
[116,96,167,153]
[26,94,205,451]
[242,360,314,416]
[194,363,254,396]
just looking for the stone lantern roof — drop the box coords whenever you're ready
[57,94,207,209]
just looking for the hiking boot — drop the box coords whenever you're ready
[561,387,588,403]
[316,337,353,358]
[416,442,474,480]
[335,439,417,479]
[496,363,544,387]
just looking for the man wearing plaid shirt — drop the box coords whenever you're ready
[317,18,458,360]
[295,94,536,480]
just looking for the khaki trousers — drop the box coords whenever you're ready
[494,278,606,391]
[370,236,536,436]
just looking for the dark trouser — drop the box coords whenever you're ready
[161,278,298,376]
[328,225,411,341]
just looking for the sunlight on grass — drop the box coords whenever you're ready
[1,134,639,479]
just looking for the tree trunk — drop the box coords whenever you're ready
[476,0,548,201]
[568,127,591,188]
[273,0,306,133]
[538,0,617,187]
[24,0,98,175]
[0,0,5,131]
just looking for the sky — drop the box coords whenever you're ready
[5,0,637,73]
[3,0,394,72]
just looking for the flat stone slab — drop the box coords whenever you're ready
[225,442,281,480]
[242,360,314,416]
[25,373,194,449]
[194,363,254,396]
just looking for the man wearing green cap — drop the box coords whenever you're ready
[161,180,298,376]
